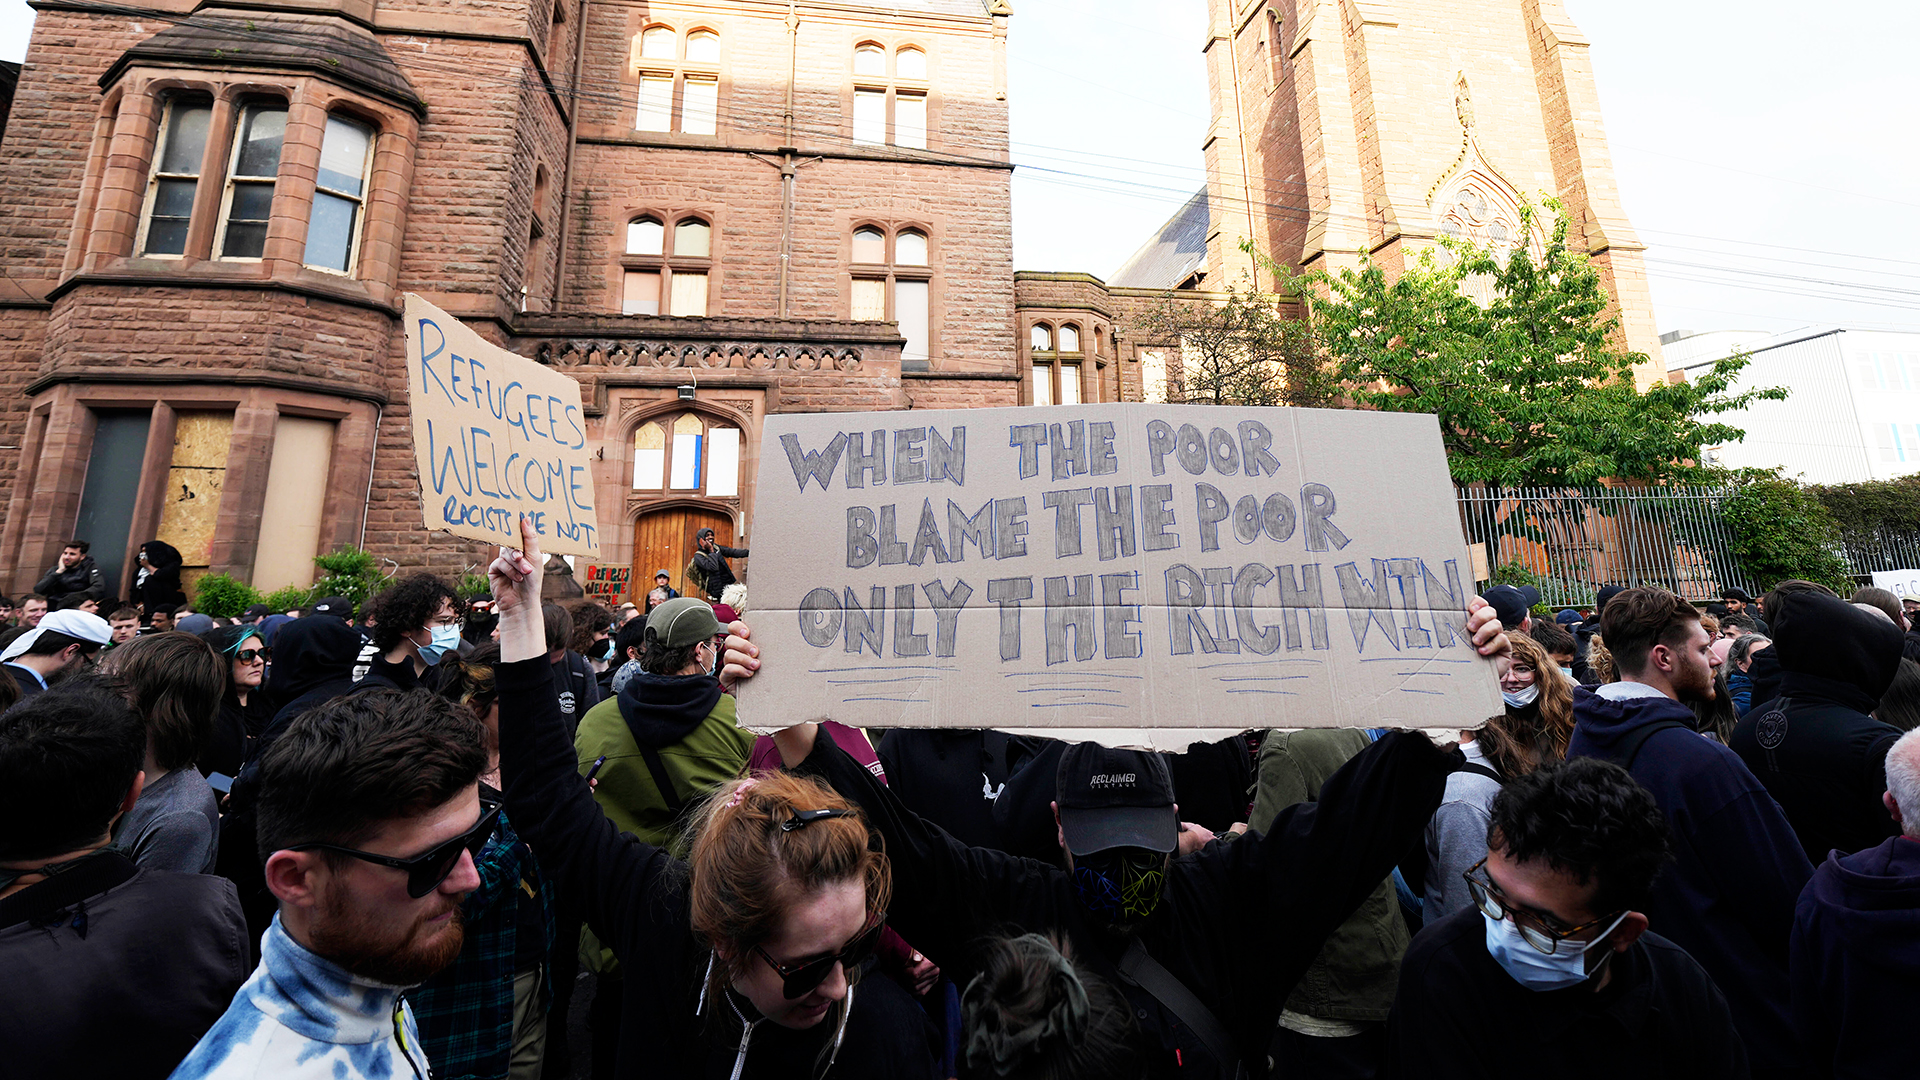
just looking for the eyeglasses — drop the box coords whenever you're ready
[288,799,501,898]
[754,911,888,999]
[1464,858,1624,955]
[235,648,270,664]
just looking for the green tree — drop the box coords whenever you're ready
[1720,472,1852,592]
[1285,203,1784,486]
[1131,285,1338,408]
[309,545,392,615]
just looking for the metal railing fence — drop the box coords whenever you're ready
[1454,486,1759,606]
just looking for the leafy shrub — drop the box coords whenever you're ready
[1721,474,1852,593]
[261,584,314,613]
[192,573,264,619]
[456,573,491,601]
[309,545,391,614]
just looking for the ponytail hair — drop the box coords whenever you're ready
[687,770,891,1006]
[960,934,1144,1080]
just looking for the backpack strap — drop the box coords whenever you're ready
[1610,720,1695,772]
[638,745,686,814]
[1456,761,1506,784]
[1116,937,1247,1080]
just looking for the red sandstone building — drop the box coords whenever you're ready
[0,0,1066,601]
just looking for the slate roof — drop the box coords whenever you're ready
[1109,187,1208,289]
[102,10,424,116]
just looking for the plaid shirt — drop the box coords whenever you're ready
[407,805,558,1080]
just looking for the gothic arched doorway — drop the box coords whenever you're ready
[632,505,735,602]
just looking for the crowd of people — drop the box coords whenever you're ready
[2,519,1917,1080]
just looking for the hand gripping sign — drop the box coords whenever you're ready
[744,403,1502,748]
[402,295,601,558]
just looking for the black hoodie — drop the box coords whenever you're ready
[1792,836,1920,1080]
[1568,683,1812,1075]
[217,613,367,958]
[1732,591,1905,863]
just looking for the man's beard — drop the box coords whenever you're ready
[309,883,468,987]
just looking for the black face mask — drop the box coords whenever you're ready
[1070,847,1168,927]
[591,638,615,661]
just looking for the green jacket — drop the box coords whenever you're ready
[572,685,753,972]
[1251,729,1410,1022]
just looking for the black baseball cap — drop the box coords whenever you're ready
[1055,742,1178,857]
[310,596,353,618]
[1479,584,1539,630]
[242,603,271,619]
[1595,584,1627,612]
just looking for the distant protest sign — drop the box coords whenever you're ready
[583,564,632,601]
[1871,569,1920,599]
[746,404,1503,746]
[402,295,601,558]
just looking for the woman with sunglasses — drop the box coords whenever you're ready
[199,623,274,780]
[486,518,939,1079]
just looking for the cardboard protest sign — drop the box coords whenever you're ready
[745,404,1503,746]
[583,564,632,601]
[402,295,601,557]
[1871,569,1920,600]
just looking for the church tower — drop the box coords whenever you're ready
[1201,0,1666,384]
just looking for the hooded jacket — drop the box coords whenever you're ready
[1731,590,1904,863]
[35,553,107,603]
[218,613,366,957]
[575,669,753,849]
[1567,683,1813,1075]
[135,541,186,614]
[1791,836,1920,1080]
[498,658,939,1079]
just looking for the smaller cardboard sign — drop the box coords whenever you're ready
[583,564,632,601]
[1871,568,1920,600]
[401,295,601,557]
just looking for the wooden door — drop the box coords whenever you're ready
[633,507,734,602]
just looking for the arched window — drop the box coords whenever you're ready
[851,42,928,149]
[633,412,741,497]
[1029,321,1084,406]
[622,214,712,315]
[216,102,288,259]
[685,29,719,63]
[632,421,666,487]
[640,26,676,59]
[304,114,374,274]
[849,224,933,367]
[895,229,927,266]
[636,26,720,134]
[626,216,664,255]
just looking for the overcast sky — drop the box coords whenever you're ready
[7,0,1917,337]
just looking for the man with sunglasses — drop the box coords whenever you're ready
[172,688,492,1079]
[1386,758,1747,1078]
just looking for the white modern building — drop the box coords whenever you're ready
[1669,326,1920,484]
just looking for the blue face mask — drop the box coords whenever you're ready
[417,624,462,666]
[1482,909,1626,991]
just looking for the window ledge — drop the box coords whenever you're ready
[48,265,397,316]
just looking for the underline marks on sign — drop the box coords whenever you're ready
[828,676,942,685]
[1016,687,1123,694]
[1227,688,1300,695]
[1001,671,1144,680]
[811,665,958,673]
[1195,659,1324,669]
[841,697,931,704]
